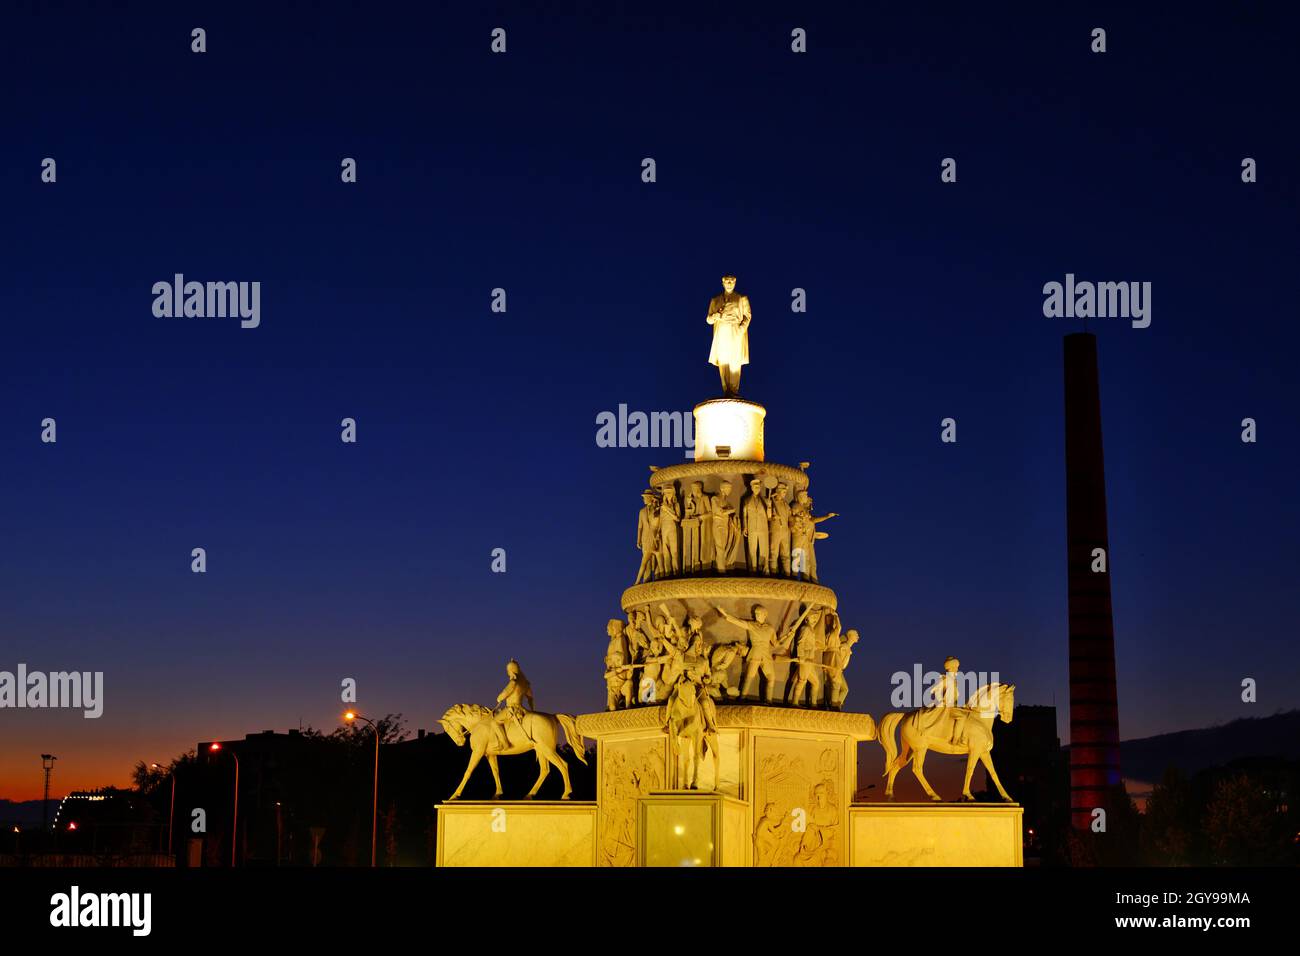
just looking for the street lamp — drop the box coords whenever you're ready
[343,711,380,867]
[209,742,239,867]
[40,755,57,832]
[151,762,177,857]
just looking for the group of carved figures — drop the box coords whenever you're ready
[603,602,859,713]
[636,478,837,583]
[442,653,1017,804]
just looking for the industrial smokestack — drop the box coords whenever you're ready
[1063,333,1122,830]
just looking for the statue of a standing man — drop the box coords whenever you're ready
[657,485,681,576]
[706,275,751,397]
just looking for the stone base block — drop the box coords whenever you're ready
[435,801,597,867]
[849,803,1024,867]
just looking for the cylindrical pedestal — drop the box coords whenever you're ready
[694,398,766,462]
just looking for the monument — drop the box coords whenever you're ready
[435,276,1023,867]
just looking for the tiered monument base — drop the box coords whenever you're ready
[434,705,1023,867]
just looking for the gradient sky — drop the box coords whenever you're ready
[2,3,1297,800]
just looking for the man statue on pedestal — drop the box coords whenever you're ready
[742,477,771,574]
[705,274,751,397]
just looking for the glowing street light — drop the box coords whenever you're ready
[343,711,381,868]
[209,742,239,867]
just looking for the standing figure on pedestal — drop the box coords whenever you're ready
[492,659,535,752]
[790,490,837,583]
[635,490,659,584]
[785,608,826,707]
[826,629,859,709]
[768,481,792,576]
[656,485,681,576]
[705,274,751,397]
[662,666,710,791]
[604,619,634,710]
[707,481,740,573]
[715,603,781,703]
[743,477,771,574]
[681,481,708,573]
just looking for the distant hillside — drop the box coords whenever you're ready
[1121,710,1300,783]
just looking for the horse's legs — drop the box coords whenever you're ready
[884,726,909,799]
[912,747,942,801]
[487,754,503,798]
[526,749,551,798]
[980,751,1013,801]
[550,747,574,800]
[961,750,978,801]
[450,744,485,800]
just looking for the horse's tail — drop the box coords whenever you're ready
[556,714,588,765]
[878,712,904,776]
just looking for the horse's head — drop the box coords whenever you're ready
[969,682,1015,722]
[439,705,474,747]
[438,718,464,747]
[998,683,1016,723]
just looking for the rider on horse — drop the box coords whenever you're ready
[917,656,964,744]
[492,659,534,752]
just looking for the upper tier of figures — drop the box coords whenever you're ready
[635,460,837,585]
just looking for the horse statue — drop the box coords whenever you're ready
[877,682,1016,802]
[440,703,587,800]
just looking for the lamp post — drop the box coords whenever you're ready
[209,742,239,867]
[343,711,380,867]
[40,755,57,833]
[150,762,177,857]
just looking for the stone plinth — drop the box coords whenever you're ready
[849,803,1024,867]
[435,801,597,867]
[578,704,875,867]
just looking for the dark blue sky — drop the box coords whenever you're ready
[2,2,1297,796]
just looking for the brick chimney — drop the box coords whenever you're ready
[1063,333,1122,829]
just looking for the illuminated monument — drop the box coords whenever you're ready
[435,277,1023,866]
